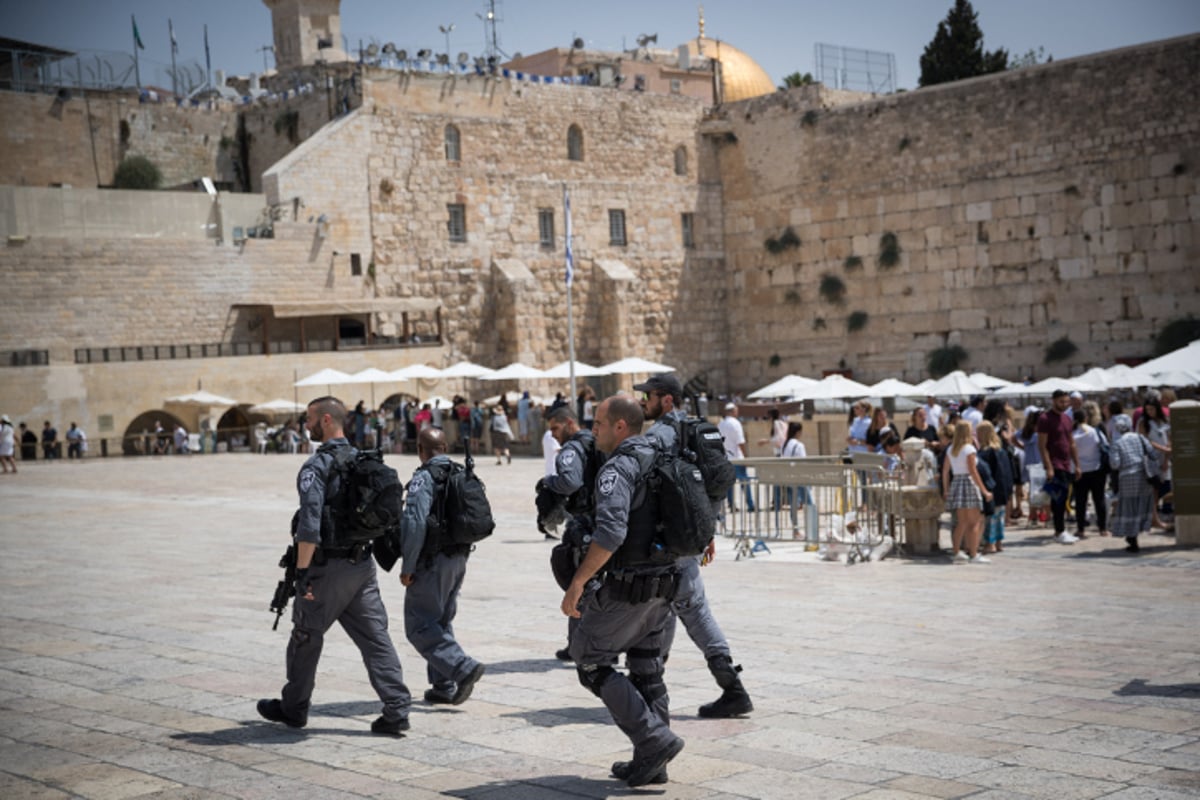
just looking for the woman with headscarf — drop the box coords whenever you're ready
[1108,414,1159,553]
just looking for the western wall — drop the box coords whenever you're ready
[704,34,1200,390]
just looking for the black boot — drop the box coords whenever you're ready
[698,654,753,718]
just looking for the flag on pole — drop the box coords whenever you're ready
[131,15,145,50]
[563,185,574,286]
[169,19,178,53]
[204,24,212,81]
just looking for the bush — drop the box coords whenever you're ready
[843,255,863,271]
[1154,316,1200,356]
[819,274,846,305]
[878,231,901,269]
[112,155,162,190]
[847,311,869,332]
[927,345,968,378]
[1044,336,1078,364]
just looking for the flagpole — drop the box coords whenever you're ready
[563,183,576,403]
[204,25,212,89]
[169,19,178,98]
[131,15,142,90]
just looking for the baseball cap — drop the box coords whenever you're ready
[632,373,683,400]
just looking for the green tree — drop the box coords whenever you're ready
[1009,46,1051,69]
[779,71,814,90]
[918,0,1008,87]
[112,155,162,190]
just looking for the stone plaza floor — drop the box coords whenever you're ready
[1,452,1198,799]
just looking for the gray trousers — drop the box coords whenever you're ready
[281,556,411,724]
[662,555,731,661]
[404,551,478,691]
[570,581,678,753]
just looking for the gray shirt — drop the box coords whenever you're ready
[646,409,687,454]
[591,435,655,554]
[400,453,451,574]
[543,429,596,497]
[294,438,350,545]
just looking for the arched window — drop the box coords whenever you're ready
[444,124,461,161]
[567,124,584,161]
[674,145,688,176]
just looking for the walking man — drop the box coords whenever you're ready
[1038,389,1081,544]
[562,395,684,787]
[637,374,754,718]
[399,427,487,705]
[257,396,412,735]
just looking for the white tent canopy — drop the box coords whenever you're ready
[1143,368,1200,387]
[792,374,873,401]
[478,362,548,381]
[967,372,1012,389]
[249,399,307,415]
[344,367,395,384]
[601,357,675,374]
[925,370,987,398]
[991,376,1095,397]
[166,390,238,406]
[389,364,443,380]
[439,360,494,378]
[294,368,353,387]
[866,377,921,398]
[747,374,818,400]
[542,360,611,379]
[1131,339,1200,379]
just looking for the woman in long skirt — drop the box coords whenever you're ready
[1107,414,1159,553]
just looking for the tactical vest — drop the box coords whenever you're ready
[609,446,670,569]
[315,442,347,545]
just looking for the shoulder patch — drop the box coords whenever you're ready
[560,448,577,468]
[299,468,317,493]
[598,469,618,496]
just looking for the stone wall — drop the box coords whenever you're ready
[711,34,1200,390]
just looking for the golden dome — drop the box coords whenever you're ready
[686,37,775,102]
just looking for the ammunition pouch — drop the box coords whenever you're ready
[603,568,679,605]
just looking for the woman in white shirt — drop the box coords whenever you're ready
[781,421,812,539]
[1071,402,1108,538]
[942,420,994,563]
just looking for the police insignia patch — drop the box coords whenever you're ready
[598,470,618,496]
[560,449,576,467]
[299,469,315,492]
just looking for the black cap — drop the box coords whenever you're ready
[632,373,683,401]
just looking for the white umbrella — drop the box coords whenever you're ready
[991,376,1095,397]
[294,368,353,388]
[911,378,937,395]
[792,374,873,401]
[1100,364,1146,390]
[747,374,818,400]
[478,362,548,381]
[248,398,306,415]
[866,377,921,398]
[925,370,987,398]
[967,371,1013,390]
[440,360,493,378]
[601,356,675,374]
[166,389,238,406]
[1145,368,1200,388]
[389,363,443,381]
[542,360,610,379]
[1130,339,1200,378]
[342,367,398,408]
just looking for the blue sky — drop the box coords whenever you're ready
[2,0,1198,90]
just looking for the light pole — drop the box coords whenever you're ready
[438,23,455,56]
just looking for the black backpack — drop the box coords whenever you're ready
[670,417,736,501]
[327,447,405,548]
[640,444,717,558]
[420,447,495,558]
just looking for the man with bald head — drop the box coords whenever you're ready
[562,395,685,787]
[399,426,486,706]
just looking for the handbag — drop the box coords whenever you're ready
[1139,435,1162,491]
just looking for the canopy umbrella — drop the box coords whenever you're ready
[991,376,1095,397]
[478,362,548,381]
[747,374,818,400]
[439,360,494,378]
[166,389,239,406]
[1144,368,1200,388]
[967,371,1013,390]
[388,363,443,381]
[542,360,610,379]
[1130,339,1200,378]
[1099,364,1147,390]
[600,356,675,374]
[248,398,306,415]
[866,377,921,398]
[342,367,398,408]
[911,378,937,395]
[294,368,353,389]
[925,370,987,398]
[791,374,873,401]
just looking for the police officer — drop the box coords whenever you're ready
[562,395,684,788]
[539,406,605,661]
[257,396,412,735]
[635,373,754,719]
[399,427,486,705]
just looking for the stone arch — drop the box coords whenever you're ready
[567,124,584,161]
[215,406,253,450]
[674,145,688,176]
[122,410,185,456]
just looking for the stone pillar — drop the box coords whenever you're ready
[1169,400,1199,546]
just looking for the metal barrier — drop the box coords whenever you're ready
[722,455,904,563]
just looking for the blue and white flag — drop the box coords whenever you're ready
[564,185,574,286]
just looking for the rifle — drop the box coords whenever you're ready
[270,544,297,630]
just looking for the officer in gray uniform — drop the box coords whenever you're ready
[257,396,412,735]
[562,395,684,788]
[399,427,486,705]
[539,406,604,661]
[635,373,754,719]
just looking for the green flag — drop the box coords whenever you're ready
[132,15,145,50]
